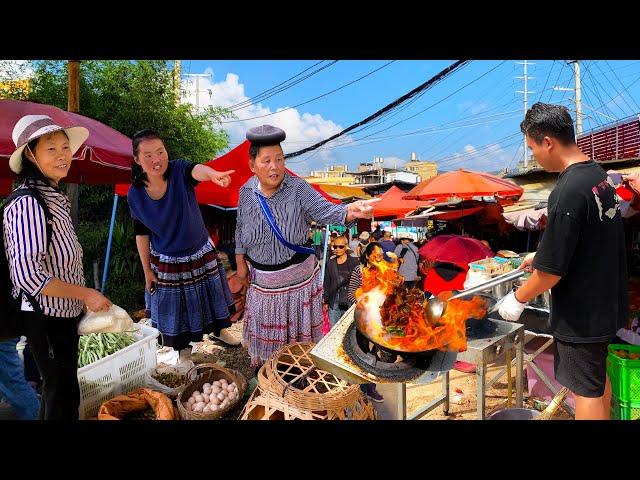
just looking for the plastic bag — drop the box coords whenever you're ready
[322,308,331,336]
[78,304,134,335]
[143,361,193,398]
[463,269,491,291]
[98,388,175,420]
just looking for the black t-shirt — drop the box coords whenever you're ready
[532,160,628,343]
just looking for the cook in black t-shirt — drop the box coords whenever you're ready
[532,160,628,342]
[499,102,628,418]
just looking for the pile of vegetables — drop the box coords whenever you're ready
[152,372,186,389]
[78,332,138,368]
[122,407,157,421]
[183,379,239,414]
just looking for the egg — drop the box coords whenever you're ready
[213,381,221,388]
[187,397,195,405]
[217,392,226,401]
[202,383,211,390]
[210,397,221,405]
[202,393,210,403]
[193,402,205,412]
[211,386,221,394]
[210,404,219,412]
[203,386,212,395]
[220,379,228,386]
[203,406,211,413]
[193,390,201,397]
[195,394,204,403]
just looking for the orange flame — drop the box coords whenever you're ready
[355,254,488,353]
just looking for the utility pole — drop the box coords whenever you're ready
[67,60,80,230]
[184,72,211,113]
[173,60,182,106]
[516,61,535,169]
[553,60,583,136]
[574,60,582,135]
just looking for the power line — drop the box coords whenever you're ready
[605,60,640,113]
[283,60,470,159]
[227,60,337,111]
[351,61,505,144]
[594,61,635,116]
[222,60,394,123]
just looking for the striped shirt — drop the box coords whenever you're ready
[3,180,85,317]
[348,266,363,304]
[235,173,348,265]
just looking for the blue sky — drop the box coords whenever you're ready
[183,60,638,175]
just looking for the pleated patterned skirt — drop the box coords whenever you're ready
[149,239,235,349]
[243,255,323,368]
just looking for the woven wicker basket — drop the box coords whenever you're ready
[240,378,376,420]
[260,342,361,412]
[177,363,247,420]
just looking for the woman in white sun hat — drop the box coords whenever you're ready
[2,115,112,420]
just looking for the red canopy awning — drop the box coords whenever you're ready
[403,169,523,205]
[372,185,431,219]
[114,140,340,206]
[0,99,132,184]
[0,177,13,196]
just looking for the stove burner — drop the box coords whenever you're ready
[466,316,498,338]
[342,323,436,381]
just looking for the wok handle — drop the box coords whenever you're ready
[450,269,526,300]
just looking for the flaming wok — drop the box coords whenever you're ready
[353,250,496,355]
[354,291,496,355]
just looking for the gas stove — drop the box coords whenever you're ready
[310,304,457,384]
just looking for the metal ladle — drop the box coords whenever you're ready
[424,269,527,323]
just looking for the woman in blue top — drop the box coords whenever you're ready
[127,129,239,349]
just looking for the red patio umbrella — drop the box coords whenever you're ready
[0,99,132,184]
[372,185,431,218]
[403,169,523,205]
[418,234,493,267]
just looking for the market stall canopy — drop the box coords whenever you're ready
[372,185,431,219]
[502,204,548,231]
[396,198,488,226]
[403,169,523,204]
[114,140,339,207]
[500,171,556,230]
[418,234,494,267]
[0,99,132,184]
[310,183,370,202]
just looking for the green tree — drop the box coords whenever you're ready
[6,60,233,312]
[26,60,231,162]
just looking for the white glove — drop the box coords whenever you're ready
[497,291,527,322]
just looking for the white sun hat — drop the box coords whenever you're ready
[9,114,89,174]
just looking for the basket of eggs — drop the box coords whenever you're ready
[177,363,247,420]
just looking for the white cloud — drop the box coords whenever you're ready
[180,69,353,174]
[440,143,512,173]
[470,102,489,115]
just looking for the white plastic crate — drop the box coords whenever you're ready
[77,325,159,419]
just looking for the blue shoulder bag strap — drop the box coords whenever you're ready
[255,192,315,256]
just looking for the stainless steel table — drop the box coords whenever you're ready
[404,317,525,420]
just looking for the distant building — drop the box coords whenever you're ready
[306,164,356,185]
[404,152,437,182]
